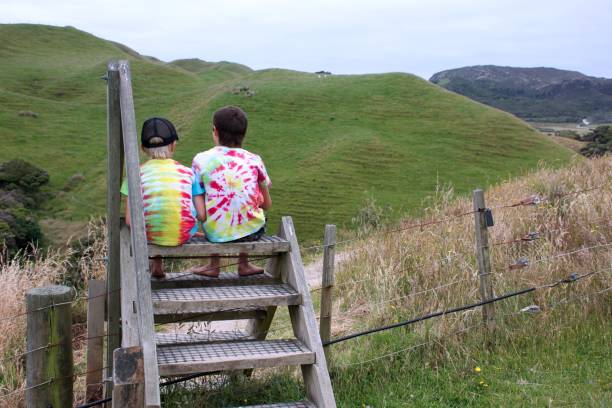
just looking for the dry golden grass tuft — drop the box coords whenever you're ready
[0,219,107,407]
[333,156,611,339]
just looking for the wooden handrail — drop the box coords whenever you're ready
[117,60,161,408]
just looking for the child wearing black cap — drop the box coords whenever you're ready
[121,117,205,278]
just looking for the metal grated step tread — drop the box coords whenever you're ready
[156,330,253,346]
[151,271,278,290]
[148,235,290,258]
[234,401,315,408]
[153,284,301,315]
[157,339,314,376]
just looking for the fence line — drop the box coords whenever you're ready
[323,267,607,347]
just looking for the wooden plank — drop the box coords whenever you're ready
[319,225,336,363]
[148,237,289,258]
[150,271,278,290]
[26,285,74,408]
[86,279,106,402]
[473,189,496,334]
[112,346,144,408]
[152,284,301,315]
[157,339,314,376]
[154,308,267,324]
[279,217,336,408]
[118,59,160,408]
[120,224,140,347]
[106,60,123,399]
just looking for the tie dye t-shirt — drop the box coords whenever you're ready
[120,159,204,246]
[192,146,271,243]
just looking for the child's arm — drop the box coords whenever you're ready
[259,181,272,210]
[193,194,206,222]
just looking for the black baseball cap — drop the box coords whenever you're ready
[141,117,179,148]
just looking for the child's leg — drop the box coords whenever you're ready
[150,257,165,279]
[191,254,221,277]
[238,253,264,276]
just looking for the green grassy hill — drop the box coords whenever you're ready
[0,24,574,243]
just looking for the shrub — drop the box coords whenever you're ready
[579,125,612,157]
[0,159,49,193]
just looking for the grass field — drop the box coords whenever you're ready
[0,24,574,244]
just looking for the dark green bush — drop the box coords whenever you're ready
[0,160,49,255]
[580,126,612,157]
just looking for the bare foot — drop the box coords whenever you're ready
[150,258,165,279]
[238,262,265,276]
[190,263,221,278]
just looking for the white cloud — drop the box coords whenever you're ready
[1,0,611,78]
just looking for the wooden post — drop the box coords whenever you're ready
[26,285,74,408]
[473,189,496,333]
[112,346,144,408]
[118,60,161,408]
[86,279,106,402]
[319,224,336,364]
[106,59,123,401]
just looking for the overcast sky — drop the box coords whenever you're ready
[2,0,611,79]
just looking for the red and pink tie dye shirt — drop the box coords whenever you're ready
[192,146,271,242]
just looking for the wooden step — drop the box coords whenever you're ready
[156,330,253,347]
[236,402,315,408]
[151,271,278,290]
[148,235,290,258]
[157,339,314,376]
[153,284,301,316]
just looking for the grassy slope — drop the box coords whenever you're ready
[0,24,574,243]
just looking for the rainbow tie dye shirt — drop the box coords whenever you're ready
[120,159,203,246]
[192,146,271,243]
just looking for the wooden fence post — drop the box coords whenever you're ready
[111,346,144,408]
[473,189,496,334]
[320,224,336,363]
[86,279,106,402]
[106,60,123,401]
[26,285,74,408]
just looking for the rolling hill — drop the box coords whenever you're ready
[0,24,574,243]
[430,65,612,123]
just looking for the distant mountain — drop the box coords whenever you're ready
[430,66,612,123]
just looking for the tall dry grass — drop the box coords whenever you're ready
[0,219,106,407]
[333,156,611,341]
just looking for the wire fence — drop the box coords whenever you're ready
[1,183,610,405]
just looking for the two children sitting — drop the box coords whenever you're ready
[121,106,271,279]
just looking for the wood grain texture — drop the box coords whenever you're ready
[473,189,496,333]
[86,279,106,402]
[106,60,123,399]
[319,224,336,363]
[26,285,74,408]
[147,236,290,258]
[112,346,144,408]
[279,217,337,408]
[118,60,160,408]
[120,224,140,347]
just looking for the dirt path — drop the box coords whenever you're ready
[206,250,351,333]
